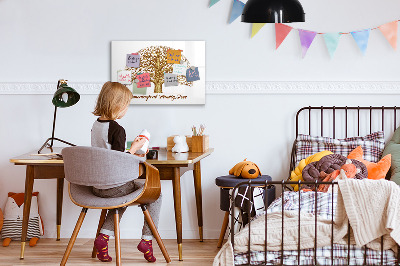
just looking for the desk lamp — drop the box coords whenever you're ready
[38,79,80,154]
[242,0,305,23]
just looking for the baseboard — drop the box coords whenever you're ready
[1,81,400,94]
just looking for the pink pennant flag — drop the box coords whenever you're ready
[275,23,293,49]
[378,21,398,50]
[298,29,318,58]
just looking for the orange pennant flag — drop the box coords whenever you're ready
[275,23,293,49]
[378,21,398,50]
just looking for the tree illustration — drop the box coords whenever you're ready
[126,46,193,93]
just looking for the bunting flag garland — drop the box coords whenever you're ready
[229,0,245,23]
[207,4,400,57]
[351,29,370,55]
[275,23,293,49]
[251,23,266,38]
[378,21,398,50]
[323,33,341,58]
[209,0,220,7]
[298,30,317,58]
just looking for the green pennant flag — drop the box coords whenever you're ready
[323,33,341,58]
[209,0,220,7]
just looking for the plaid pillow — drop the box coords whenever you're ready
[295,131,385,166]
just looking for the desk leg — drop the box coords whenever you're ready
[56,178,64,241]
[20,165,34,259]
[172,167,183,261]
[193,161,203,242]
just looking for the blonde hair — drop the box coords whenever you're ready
[93,82,133,120]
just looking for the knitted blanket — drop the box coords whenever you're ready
[335,178,399,251]
[213,211,341,266]
[214,179,400,266]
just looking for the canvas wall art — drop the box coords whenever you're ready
[111,41,205,105]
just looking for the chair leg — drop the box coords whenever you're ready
[141,205,171,263]
[91,209,108,258]
[217,211,230,248]
[114,209,121,266]
[60,208,88,266]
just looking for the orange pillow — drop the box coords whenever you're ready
[347,146,391,180]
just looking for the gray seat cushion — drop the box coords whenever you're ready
[69,180,145,208]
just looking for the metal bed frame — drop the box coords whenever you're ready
[230,106,400,266]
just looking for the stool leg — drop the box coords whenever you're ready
[92,209,107,258]
[217,211,230,248]
[114,209,121,266]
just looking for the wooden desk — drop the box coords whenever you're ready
[10,147,213,261]
[9,148,64,259]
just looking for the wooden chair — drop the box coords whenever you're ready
[60,146,171,265]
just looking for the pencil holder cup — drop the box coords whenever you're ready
[191,135,209,153]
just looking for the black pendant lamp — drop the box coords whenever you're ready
[242,0,305,23]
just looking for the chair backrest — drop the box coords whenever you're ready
[62,146,145,187]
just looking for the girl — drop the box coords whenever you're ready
[91,81,161,263]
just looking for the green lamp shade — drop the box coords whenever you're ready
[52,84,80,108]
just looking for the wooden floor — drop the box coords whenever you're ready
[0,239,221,265]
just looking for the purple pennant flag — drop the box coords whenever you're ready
[298,29,317,58]
[229,0,245,24]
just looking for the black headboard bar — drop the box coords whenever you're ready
[370,107,372,134]
[320,106,324,136]
[308,106,311,135]
[345,106,348,138]
[357,106,360,136]
[296,106,400,137]
[333,106,336,139]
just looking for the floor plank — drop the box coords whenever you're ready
[0,239,221,265]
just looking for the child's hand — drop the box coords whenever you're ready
[129,137,147,155]
[134,149,149,157]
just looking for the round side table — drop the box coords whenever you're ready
[215,175,275,248]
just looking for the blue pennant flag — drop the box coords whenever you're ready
[229,0,245,23]
[323,33,341,58]
[209,0,220,7]
[351,29,371,55]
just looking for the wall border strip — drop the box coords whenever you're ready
[0,81,399,95]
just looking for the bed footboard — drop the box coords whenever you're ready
[230,180,400,266]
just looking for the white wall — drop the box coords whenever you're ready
[1,0,400,239]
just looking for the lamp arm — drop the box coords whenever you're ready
[50,79,61,148]
[50,105,57,148]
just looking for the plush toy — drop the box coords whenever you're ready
[172,135,189,153]
[1,192,44,247]
[348,146,391,180]
[289,150,333,191]
[229,159,261,179]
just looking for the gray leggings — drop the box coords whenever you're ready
[92,180,162,240]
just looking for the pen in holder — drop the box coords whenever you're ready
[191,135,209,153]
